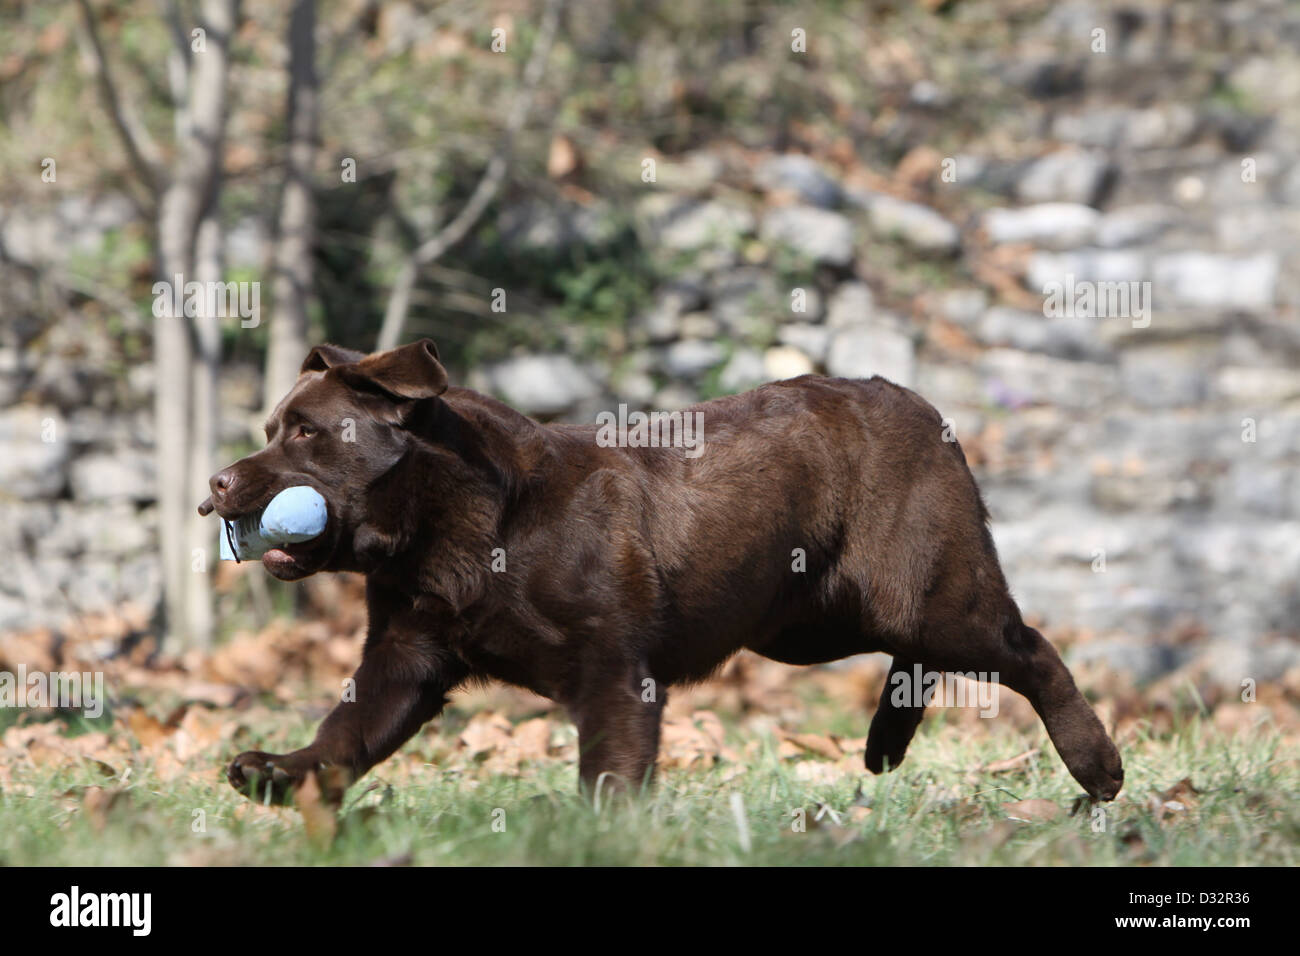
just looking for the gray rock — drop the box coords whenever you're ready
[0,405,69,498]
[1025,249,1148,291]
[777,323,833,364]
[979,349,1119,411]
[975,306,1111,361]
[760,205,857,266]
[652,383,700,411]
[662,339,726,378]
[1095,205,1175,248]
[825,281,876,328]
[638,196,754,252]
[719,348,767,393]
[1119,344,1213,408]
[1152,251,1278,312]
[1215,366,1300,404]
[678,312,721,340]
[709,267,782,337]
[80,503,156,556]
[851,191,959,253]
[763,346,814,380]
[785,285,824,322]
[754,154,843,208]
[983,203,1100,249]
[633,282,705,345]
[30,352,97,411]
[1225,462,1292,519]
[69,449,157,503]
[1016,149,1113,206]
[613,371,657,407]
[1052,105,1196,150]
[0,501,56,554]
[0,349,26,405]
[826,326,916,386]
[908,80,951,108]
[485,354,601,417]
[654,151,725,193]
[499,200,620,252]
[0,592,29,632]
[914,364,984,412]
[932,288,988,328]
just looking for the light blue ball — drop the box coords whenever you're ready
[219,486,327,561]
[260,485,328,541]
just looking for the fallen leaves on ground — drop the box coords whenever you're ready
[1001,798,1063,823]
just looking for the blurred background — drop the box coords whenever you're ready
[1,0,1298,730]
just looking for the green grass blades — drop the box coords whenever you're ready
[0,711,1294,866]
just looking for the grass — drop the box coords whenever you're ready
[0,704,1294,866]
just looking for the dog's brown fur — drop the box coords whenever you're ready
[200,340,1123,803]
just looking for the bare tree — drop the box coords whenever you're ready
[376,0,565,351]
[78,0,239,650]
[263,0,319,413]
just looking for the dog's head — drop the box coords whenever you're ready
[199,339,449,581]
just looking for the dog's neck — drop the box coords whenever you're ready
[355,394,544,615]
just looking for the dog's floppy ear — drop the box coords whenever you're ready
[342,338,449,401]
[301,343,367,374]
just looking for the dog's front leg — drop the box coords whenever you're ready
[569,662,665,800]
[228,604,466,805]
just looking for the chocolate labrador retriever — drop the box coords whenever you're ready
[199,340,1123,803]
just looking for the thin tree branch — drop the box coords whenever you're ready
[75,0,165,200]
[376,0,565,351]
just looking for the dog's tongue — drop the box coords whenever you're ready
[261,546,297,572]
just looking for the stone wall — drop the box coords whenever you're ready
[2,0,1298,682]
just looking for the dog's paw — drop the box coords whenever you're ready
[227,750,316,805]
[863,738,908,775]
[1074,742,1125,802]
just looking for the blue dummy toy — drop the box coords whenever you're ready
[219,485,327,561]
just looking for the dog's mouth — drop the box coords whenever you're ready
[261,538,323,577]
[197,495,269,523]
[198,489,339,580]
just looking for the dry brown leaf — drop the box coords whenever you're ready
[547,135,581,179]
[459,711,513,759]
[296,771,338,848]
[83,757,117,778]
[149,748,190,782]
[81,785,126,832]
[1149,777,1200,822]
[127,708,174,749]
[1002,798,1063,823]
[659,716,722,770]
[793,761,845,786]
[27,740,75,769]
[1154,777,1200,807]
[509,717,552,762]
[171,706,232,762]
[178,681,243,708]
[778,730,843,760]
[983,748,1040,775]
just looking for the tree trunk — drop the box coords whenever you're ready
[264,0,319,413]
[186,211,223,648]
[155,0,238,651]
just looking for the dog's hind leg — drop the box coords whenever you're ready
[864,655,928,774]
[917,612,1124,801]
[997,621,1123,800]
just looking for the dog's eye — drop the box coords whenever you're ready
[296,424,316,439]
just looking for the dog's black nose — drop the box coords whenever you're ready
[210,466,240,506]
